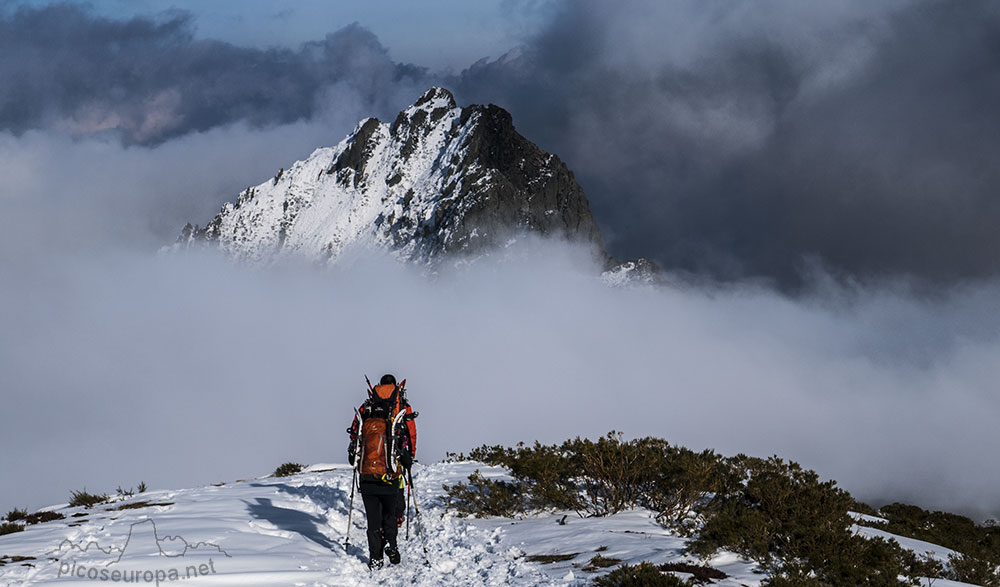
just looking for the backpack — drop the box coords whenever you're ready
[359,381,406,481]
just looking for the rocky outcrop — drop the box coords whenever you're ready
[180,87,654,276]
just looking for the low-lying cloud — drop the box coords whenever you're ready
[1,240,998,521]
[0,90,408,253]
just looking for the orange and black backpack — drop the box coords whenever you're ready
[359,381,406,482]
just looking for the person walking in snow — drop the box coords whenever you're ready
[347,374,417,570]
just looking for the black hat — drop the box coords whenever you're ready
[380,374,396,385]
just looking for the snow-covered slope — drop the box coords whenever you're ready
[179,88,612,269]
[0,463,976,586]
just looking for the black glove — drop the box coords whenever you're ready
[348,439,357,466]
[399,450,413,470]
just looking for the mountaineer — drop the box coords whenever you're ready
[347,374,417,570]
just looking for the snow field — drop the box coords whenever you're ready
[0,462,980,586]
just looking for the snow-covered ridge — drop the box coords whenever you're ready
[0,463,975,586]
[178,87,614,269]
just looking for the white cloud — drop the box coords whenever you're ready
[1,239,998,522]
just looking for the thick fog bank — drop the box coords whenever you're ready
[1,242,997,521]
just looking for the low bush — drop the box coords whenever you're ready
[593,562,688,586]
[442,471,526,517]
[688,455,855,563]
[111,501,174,511]
[22,511,65,524]
[445,434,981,586]
[0,522,24,536]
[116,482,146,498]
[586,554,623,569]
[457,433,724,523]
[857,503,1000,585]
[469,441,584,513]
[688,455,942,586]
[273,462,304,477]
[4,508,27,522]
[524,553,579,563]
[659,562,727,584]
[69,489,110,508]
[948,553,1000,587]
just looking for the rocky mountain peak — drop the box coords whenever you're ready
[179,88,653,278]
[412,86,457,111]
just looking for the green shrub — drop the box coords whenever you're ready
[948,553,1000,587]
[0,522,24,536]
[69,489,110,508]
[762,567,827,586]
[586,554,623,569]
[850,499,879,517]
[273,462,304,477]
[858,503,1000,585]
[112,501,174,511]
[688,455,855,564]
[897,547,944,580]
[442,471,526,517]
[687,455,933,585]
[22,511,65,524]
[524,553,579,563]
[564,434,724,521]
[109,483,146,500]
[3,508,62,525]
[4,508,27,522]
[593,562,688,586]
[471,441,585,513]
[643,444,726,530]
[659,561,727,583]
[446,435,983,586]
[461,433,725,522]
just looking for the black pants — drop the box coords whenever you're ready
[395,487,406,525]
[361,492,398,562]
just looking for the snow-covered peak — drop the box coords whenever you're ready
[410,86,457,113]
[179,88,611,268]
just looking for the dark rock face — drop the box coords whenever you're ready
[330,117,382,181]
[449,103,607,259]
[375,88,609,265]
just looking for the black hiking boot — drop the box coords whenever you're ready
[385,545,401,565]
[368,558,384,571]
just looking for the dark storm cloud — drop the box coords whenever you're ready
[455,0,1000,287]
[0,3,430,144]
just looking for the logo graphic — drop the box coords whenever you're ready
[43,518,231,585]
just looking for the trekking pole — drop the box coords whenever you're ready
[344,466,358,551]
[344,407,363,552]
[405,477,411,540]
[407,468,430,562]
